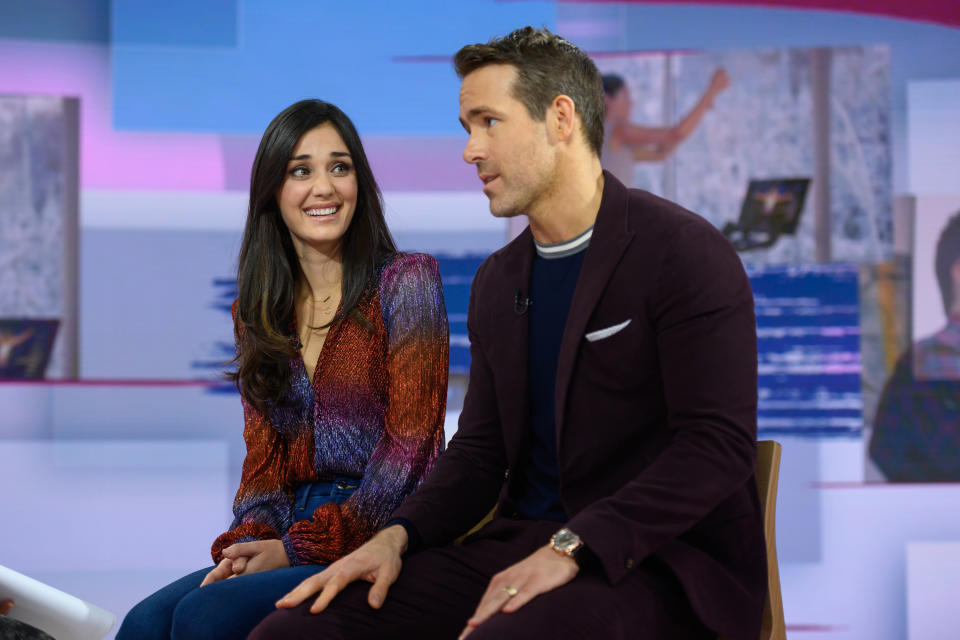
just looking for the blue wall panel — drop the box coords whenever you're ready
[110,0,555,135]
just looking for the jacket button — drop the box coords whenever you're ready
[625,558,635,569]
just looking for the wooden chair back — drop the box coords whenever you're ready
[755,440,786,640]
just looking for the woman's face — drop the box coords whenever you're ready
[606,86,632,123]
[276,123,358,256]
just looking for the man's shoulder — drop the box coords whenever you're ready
[915,327,960,359]
[913,325,960,380]
[472,228,530,282]
[620,186,721,240]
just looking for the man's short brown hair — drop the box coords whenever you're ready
[454,26,605,156]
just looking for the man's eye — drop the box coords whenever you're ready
[486,117,499,127]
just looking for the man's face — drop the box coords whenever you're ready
[459,64,557,218]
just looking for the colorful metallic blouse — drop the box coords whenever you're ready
[211,253,449,566]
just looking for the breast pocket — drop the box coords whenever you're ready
[579,317,643,391]
[585,319,632,343]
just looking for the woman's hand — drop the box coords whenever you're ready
[200,540,291,586]
[200,558,236,586]
[1,599,13,615]
[224,540,290,577]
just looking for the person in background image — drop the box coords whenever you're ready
[251,27,764,640]
[601,68,729,185]
[870,210,960,482]
[0,600,54,640]
[115,99,449,640]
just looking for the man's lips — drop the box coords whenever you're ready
[479,173,498,185]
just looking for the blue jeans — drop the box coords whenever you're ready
[116,478,359,640]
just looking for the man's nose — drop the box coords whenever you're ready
[463,134,486,165]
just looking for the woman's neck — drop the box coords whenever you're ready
[296,246,343,304]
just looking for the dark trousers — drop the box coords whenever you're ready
[248,518,712,640]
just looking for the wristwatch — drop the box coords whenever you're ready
[550,528,583,560]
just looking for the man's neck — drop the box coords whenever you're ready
[526,158,605,244]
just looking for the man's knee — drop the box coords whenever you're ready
[466,605,611,640]
[249,607,344,640]
[247,611,291,640]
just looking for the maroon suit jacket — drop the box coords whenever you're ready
[394,172,766,640]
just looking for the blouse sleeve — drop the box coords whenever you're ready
[209,302,296,563]
[281,253,449,565]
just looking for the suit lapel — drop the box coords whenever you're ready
[554,174,635,439]
[494,227,535,458]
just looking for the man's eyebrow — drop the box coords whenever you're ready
[465,106,501,119]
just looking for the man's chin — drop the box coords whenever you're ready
[487,198,521,219]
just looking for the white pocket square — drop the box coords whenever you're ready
[585,319,632,343]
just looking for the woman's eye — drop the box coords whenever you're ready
[331,162,352,175]
[289,166,309,178]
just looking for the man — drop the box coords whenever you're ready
[870,211,960,481]
[251,26,765,639]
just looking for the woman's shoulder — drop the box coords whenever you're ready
[377,252,441,287]
[375,253,444,321]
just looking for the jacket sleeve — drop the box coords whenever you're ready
[566,220,759,584]
[280,253,449,565]
[391,257,510,546]
[210,302,295,563]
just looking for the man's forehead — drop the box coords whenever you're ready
[459,64,518,104]
[460,64,517,95]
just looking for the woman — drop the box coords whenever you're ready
[116,100,449,640]
[601,69,729,185]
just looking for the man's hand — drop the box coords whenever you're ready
[458,544,579,639]
[1,599,13,615]
[200,539,289,586]
[276,524,407,614]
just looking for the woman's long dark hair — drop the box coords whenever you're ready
[231,99,396,412]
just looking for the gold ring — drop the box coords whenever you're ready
[502,585,519,597]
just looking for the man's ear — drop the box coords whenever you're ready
[549,94,578,144]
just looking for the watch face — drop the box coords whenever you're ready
[553,528,580,550]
